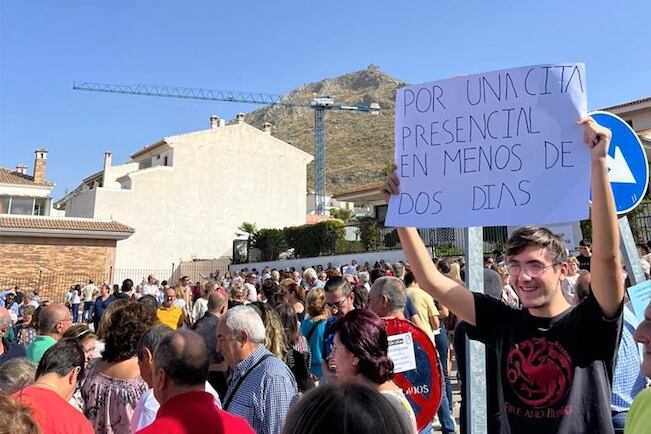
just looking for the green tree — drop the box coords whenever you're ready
[238,222,258,237]
[329,208,354,223]
[237,222,258,263]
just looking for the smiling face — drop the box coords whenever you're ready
[634,302,651,377]
[163,289,176,308]
[507,245,567,315]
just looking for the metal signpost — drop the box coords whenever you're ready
[464,226,487,434]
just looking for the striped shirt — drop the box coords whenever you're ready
[612,304,646,412]
[223,346,298,434]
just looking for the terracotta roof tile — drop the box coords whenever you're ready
[306,214,337,225]
[0,215,134,233]
[333,181,383,197]
[601,96,651,112]
[0,168,53,186]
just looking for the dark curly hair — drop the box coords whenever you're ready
[101,303,154,363]
[332,309,393,384]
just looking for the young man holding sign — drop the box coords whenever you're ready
[382,118,624,433]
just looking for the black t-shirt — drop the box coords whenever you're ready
[467,292,622,434]
[575,254,591,271]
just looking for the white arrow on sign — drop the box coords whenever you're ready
[607,145,636,184]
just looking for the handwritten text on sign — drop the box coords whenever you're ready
[386,64,589,228]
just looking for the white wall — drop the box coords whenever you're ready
[165,124,311,266]
[229,249,414,273]
[103,161,139,189]
[68,123,312,270]
[0,184,52,198]
[93,167,174,269]
[628,111,651,131]
[64,188,96,218]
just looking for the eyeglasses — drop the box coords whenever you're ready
[505,262,560,278]
[326,297,348,311]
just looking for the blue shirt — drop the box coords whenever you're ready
[4,302,20,318]
[0,337,26,365]
[612,304,646,412]
[223,346,298,434]
[299,318,327,379]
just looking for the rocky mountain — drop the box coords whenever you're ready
[242,65,406,194]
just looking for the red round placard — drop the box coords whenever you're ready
[383,317,442,431]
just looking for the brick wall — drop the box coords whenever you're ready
[0,236,116,302]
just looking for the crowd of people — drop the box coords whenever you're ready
[0,118,650,433]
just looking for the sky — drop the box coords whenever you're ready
[1,0,650,198]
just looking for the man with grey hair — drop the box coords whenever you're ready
[392,262,406,280]
[358,271,371,293]
[368,276,408,318]
[370,276,456,433]
[0,308,26,366]
[0,357,35,393]
[367,276,427,331]
[218,306,297,434]
[303,267,324,290]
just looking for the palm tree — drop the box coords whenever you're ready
[330,208,354,223]
[238,222,258,237]
[238,222,258,263]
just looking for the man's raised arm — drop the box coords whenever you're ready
[382,169,477,326]
[579,117,624,318]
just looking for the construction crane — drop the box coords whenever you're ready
[72,82,381,215]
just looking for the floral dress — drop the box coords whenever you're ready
[15,326,37,347]
[81,359,148,434]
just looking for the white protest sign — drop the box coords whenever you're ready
[386,63,589,228]
[387,332,417,373]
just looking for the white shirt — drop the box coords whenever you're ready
[130,382,222,432]
[141,283,160,297]
[193,298,209,321]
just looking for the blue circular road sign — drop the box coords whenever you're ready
[590,111,649,214]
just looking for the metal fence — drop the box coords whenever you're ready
[0,262,229,304]
[630,201,651,244]
[236,221,509,264]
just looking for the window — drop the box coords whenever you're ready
[10,198,34,215]
[139,157,152,169]
[375,205,388,224]
[156,154,161,160]
[0,197,9,214]
[34,198,47,216]
[626,119,634,128]
[163,156,168,166]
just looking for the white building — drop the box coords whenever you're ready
[57,115,313,270]
[0,149,54,216]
